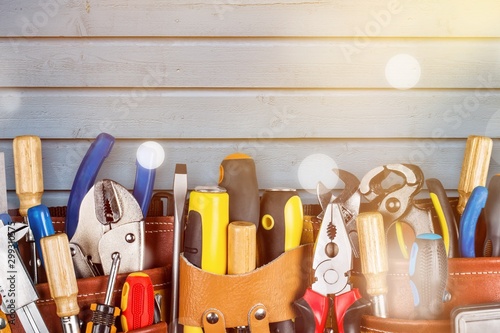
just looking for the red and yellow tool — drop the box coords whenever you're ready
[121,273,155,332]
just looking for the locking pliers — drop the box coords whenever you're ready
[69,179,145,278]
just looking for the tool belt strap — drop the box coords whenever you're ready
[179,244,313,328]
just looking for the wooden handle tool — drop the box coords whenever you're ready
[41,233,81,332]
[457,135,492,215]
[356,212,388,318]
[13,135,44,284]
[228,221,256,333]
[228,221,256,275]
[13,135,44,217]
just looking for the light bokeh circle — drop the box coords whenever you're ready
[136,141,165,170]
[385,54,421,90]
[297,153,339,194]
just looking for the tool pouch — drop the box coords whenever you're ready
[353,197,500,333]
[178,244,314,333]
[8,207,174,333]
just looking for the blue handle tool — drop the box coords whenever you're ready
[132,161,156,218]
[27,204,55,266]
[66,133,115,239]
[459,186,488,258]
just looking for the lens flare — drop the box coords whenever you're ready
[136,141,165,170]
[297,153,339,194]
[385,54,421,90]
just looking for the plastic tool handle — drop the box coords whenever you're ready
[27,204,55,266]
[426,178,459,258]
[294,288,331,333]
[459,186,488,258]
[66,133,114,239]
[257,189,303,333]
[132,161,156,217]
[13,135,44,217]
[409,233,448,320]
[356,212,388,318]
[257,189,303,266]
[484,175,500,257]
[132,142,165,217]
[41,232,80,319]
[218,153,260,226]
[457,135,492,215]
[120,273,155,332]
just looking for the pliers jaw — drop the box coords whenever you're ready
[317,169,361,258]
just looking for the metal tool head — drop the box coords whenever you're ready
[312,203,352,296]
[317,169,361,257]
[70,179,144,277]
[359,164,431,228]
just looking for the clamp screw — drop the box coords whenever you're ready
[254,308,266,320]
[206,312,219,324]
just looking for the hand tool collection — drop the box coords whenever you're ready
[0,134,163,333]
[0,133,498,333]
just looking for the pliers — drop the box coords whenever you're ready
[295,201,369,333]
[316,169,361,258]
[359,164,434,258]
[69,179,145,278]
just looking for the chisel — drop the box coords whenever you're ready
[457,135,492,215]
[13,135,44,284]
[170,164,187,333]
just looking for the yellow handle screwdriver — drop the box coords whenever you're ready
[13,135,44,284]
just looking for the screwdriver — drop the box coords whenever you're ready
[409,233,449,319]
[29,204,81,333]
[13,135,44,284]
[356,212,388,318]
[120,272,154,332]
[86,253,121,333]
[457,135,492,215]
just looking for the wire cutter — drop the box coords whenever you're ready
[359,164,434,258]
[295,202,369,333]
[69,179,145,278]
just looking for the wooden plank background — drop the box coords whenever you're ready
[1,0,500,207]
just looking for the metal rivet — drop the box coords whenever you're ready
[206,312,219,324]
[254,308,266,320]
[125,233,135,243]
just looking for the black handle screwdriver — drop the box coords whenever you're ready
[86,253,122,333]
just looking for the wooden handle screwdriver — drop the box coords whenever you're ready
[13,135,44,284]
[41,233,81,333]
[356,212,388,318]
[457,135,492,215]
[228,221,256,333]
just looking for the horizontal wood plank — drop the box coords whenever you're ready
[1,0,500,37]
[2,138,500,197]
[2,38,500,88]
[1,88,498,139]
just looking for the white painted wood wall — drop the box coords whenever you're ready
[1,0,500,208]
